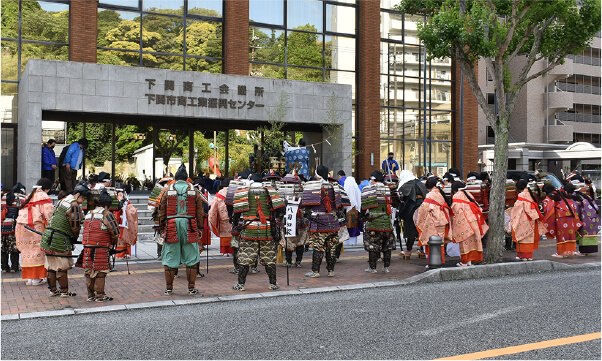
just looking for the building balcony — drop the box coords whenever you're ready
[557,111,601,123]
[548,57,573,78]
[548,124,574,143]
[547,92,574,109]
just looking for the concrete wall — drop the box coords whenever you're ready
[18,59,352,190]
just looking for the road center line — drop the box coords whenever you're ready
[435,332,602,360]
[416,305,526,336]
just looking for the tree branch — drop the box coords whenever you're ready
[500,0,533,57]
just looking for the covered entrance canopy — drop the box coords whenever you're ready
[18,60,352,190]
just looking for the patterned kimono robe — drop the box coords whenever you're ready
[451,191,488,264]
[543,195,582,256]
[574,194,600,254]
[414,188,452,261]
[209,187,233,254]
[510,189,547,259]
[15,189,54,279]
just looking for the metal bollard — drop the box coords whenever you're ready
[427,236,443,268]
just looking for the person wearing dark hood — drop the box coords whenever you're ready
[542,183,582,258]
[158,164,205,296]
[231,172,285,290]
[40,181,89,297]
[398,172,427,259]
[361,170,396,273]
[301,165,346,278]
[75,189,120,302]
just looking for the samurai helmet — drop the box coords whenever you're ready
[98,189,112,208]
[73,180,91,198]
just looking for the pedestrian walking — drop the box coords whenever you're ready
[510,179,547,261]
[41,139,57,182]
[40,181,89,297]
[15,179,54,285]
[361,170,395,273]
[451,181,488,266]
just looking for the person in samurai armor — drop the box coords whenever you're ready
[40,181,90,297]
[361,170,396,273]
[158,164,204,296]
[75,189,120,302]
[278,172,307,268]
[225,169,252,274]
[301,165,345,278]
[231,172,285,290]
[148,176,173,259]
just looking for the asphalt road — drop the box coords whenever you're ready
[2,269,600,360]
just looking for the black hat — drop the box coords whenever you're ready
[480,172,490,181]
[98,172,111,183]
[237,169,252,180]
[73,180,90,197]
[88,174,99,183]
[98,189,112,208]
[542,183,556,195]
[442,172,454,182]
[250,172,263,183]
[563,183,577,194]
[316,165,329,180]
[449,168,461,178]
[370,170,385,182]
[11,182,26,195]
[175,164,188,181]
[451,181,465,194]
[466,171,481,180]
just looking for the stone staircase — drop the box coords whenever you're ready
[127,195,156,241]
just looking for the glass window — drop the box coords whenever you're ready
[327,70,355,98]
[143,0,184,15]
[325,35,355,71]
[287,0,322,33]
[143,14,185,54]
[249,27,284,63]
[100,0,139,8]
[326,4,355,35]
[186,20,222,59]
[381,0,402,10]
[250,0,284,26]
[185,57,221,73]
[21,1,69,42]
[188,0,222,17]
[1,41,19,82]
[98,10,140,47]
[1,0,19,39]
[1,82,18,98]
[143,54,183,70]
[249,63,284,79]
[286,31,323,67]
[430,111,452,140]
[21,43,68,71]
[97,49,140,67]
[287,66,323,82]
[380,11,403,41]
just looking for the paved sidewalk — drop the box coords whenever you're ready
[1,237,599,319]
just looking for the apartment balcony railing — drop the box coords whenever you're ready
[566,54,601,66]
[556,111,601,123]
[556,82,601,95]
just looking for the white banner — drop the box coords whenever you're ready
[284,197,300,238]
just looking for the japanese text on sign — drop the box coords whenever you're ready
[284,197,300,238]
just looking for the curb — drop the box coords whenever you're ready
[2,260,599,322]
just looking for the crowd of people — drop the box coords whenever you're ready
[1,140,599,302]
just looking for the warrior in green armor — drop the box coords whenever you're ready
[361,170,395,274]
[41,181,89,297]
[231,173,285,291]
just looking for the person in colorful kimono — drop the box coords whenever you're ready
[565,182,600,255]
[158,165,205,296]
[361,170,396,273]
[40,181,89,297]
[75,189,120,302]
[231,173,285,290]
[542,183,582,258]
[209,179,233,257]
[414,177,453,264]
[451,181,488,266]
[510,179,548,261]
[15,179,54,284]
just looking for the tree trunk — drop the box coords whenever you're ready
[484,114,510,264]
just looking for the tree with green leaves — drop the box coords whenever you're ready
[399,0,601,263]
